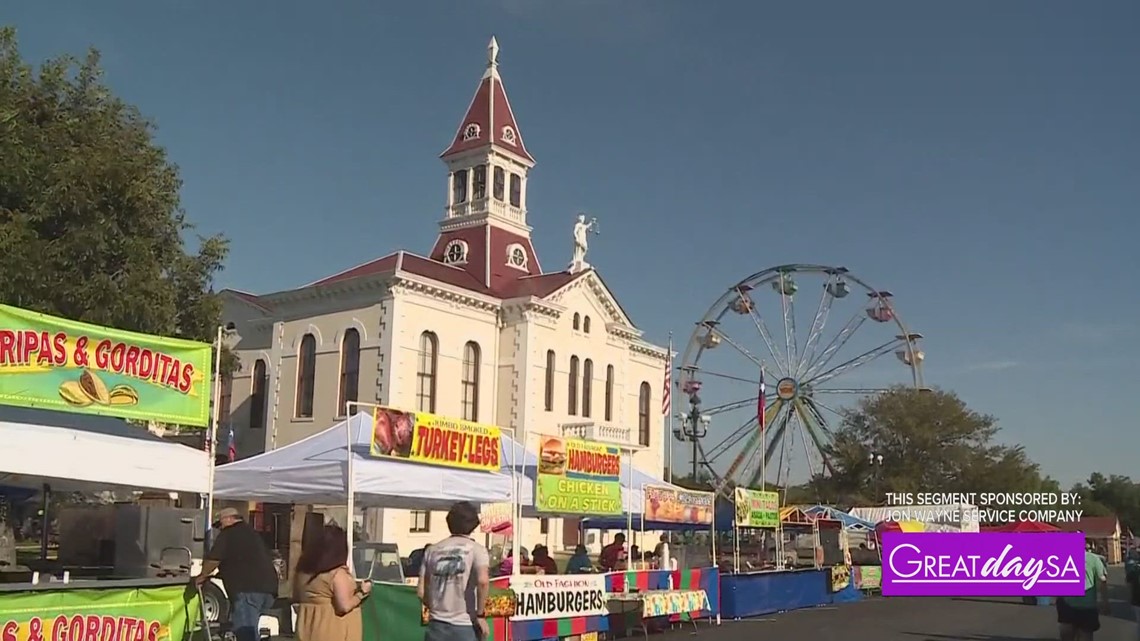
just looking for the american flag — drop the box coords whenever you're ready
[757,366,767,432]
[227,427,237,462]
[661,345,672,415]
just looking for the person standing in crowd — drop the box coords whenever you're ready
[408,543,432,577]
[1126,548,1140,640]
[531,545,557,574]
[653,534,672,570]
[566,545,593,574]
[1056,541,1109,641]
[292,524,371,641]
[194,508,280,641]
[599,533,626,571]
[419,502,491,641]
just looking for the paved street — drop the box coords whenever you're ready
[663,568,1134,641]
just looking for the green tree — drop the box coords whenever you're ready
[0,27,228,351]
[0,27,233,537]
[1073,473,1140,533]
[811,387,1057,509]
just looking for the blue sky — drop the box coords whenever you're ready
[7,1,1138,487]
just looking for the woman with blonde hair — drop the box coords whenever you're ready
[293,524,371,641]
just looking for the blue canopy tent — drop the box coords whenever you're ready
[802,505,875,531]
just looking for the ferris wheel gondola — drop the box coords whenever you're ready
[676,264,926,497]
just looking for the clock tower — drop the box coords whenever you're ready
[428,38,543,294]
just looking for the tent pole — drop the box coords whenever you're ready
[205,325,224,531]
[39,483,50,561]
[346,402,356,575]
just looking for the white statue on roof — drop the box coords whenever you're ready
[569,213,597,274]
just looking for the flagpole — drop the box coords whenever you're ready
[759,362,766,493]
[666,333,674,485]
[205,325,224,528]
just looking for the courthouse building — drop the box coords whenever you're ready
[218,39,669,552]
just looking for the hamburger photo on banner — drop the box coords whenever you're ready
[539,437,567,475]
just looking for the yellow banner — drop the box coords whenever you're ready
[370,406,501,472]
[535,435,622,515]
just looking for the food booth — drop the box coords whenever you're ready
[0,304,218,641]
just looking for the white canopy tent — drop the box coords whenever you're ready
[213,413,678,513]
[212,413,514,509]
[0,406,210,494]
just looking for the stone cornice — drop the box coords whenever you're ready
[630,340,668,361]
[502,295,562,319]
[255,273,392,307]
[390,274,500,313]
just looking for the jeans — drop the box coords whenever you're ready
[425,620,479,641]
[230,592,275,641]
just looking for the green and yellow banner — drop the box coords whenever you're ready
[0,305,213,426]
[733,487,780,528]
[535,435,622,516]
[0,583,201,641]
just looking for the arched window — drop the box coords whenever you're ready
[417,332,438,413]
[250,359,268,429]
[337,328,361,414]
[583,316,591,333]
[638,382,651,447]
[568,356,580,416]
[473,164,487,200]
[295,334,317,418]
[582,359,593,418]
[544,350,556,412]
[604,365,614,422]
[493,167,505,201]
[462,341,481,421]
[573,313,581,331]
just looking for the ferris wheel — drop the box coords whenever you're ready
[675,264,926,494]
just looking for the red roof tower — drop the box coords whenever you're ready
[429,38,545,295]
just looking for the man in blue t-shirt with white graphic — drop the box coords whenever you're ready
[1056,542,1109,641]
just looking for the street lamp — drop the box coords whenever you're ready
[868,452,884,502]
[673,391,710,480]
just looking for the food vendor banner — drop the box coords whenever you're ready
[854,565,881,589]
[534,435,621,515]
[0,304,213,427]
[0,583,200,641]
[509,574,607,621]
[370,405,501,472]
[643,485,714,525]
[479,502,513,534]
[733,487,780,528]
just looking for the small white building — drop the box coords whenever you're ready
[217,38,668,554]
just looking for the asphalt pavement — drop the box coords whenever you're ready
[657,567,1135,641]
[267,568,1135,640]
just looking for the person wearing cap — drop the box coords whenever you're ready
[194,508,279,641]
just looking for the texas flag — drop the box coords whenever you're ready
[227,427,237,463]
